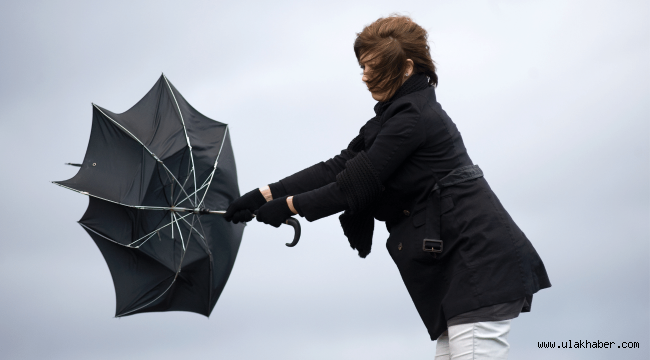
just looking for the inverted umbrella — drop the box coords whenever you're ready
[53,74,299,317]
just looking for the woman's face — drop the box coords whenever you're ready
[360,53,414,102]
[359,54,388,101]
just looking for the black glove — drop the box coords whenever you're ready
[255,196,294,228]
[224,188,267,223]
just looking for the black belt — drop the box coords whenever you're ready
[424,164,484,254]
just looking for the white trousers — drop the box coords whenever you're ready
[434,320,511,360]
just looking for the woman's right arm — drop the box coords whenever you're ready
[268,148,356,198]
[224,131,360,223]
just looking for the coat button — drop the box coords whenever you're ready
[398,242,402,251]
[403,210,410,216]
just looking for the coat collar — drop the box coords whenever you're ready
[373,73,431,117]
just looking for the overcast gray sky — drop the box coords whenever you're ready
[0,0,648,359]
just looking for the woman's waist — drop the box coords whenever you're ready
[373,196,424,227]
[376,164,484,227]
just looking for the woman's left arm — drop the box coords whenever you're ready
[289,100,427,221]
[365,101,426,182]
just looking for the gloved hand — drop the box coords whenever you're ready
[255,196,295,228]
[224,188,267,223]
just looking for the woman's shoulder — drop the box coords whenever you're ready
[383,87,438,122]
[400,86,437,109]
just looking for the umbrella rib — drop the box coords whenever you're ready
[52,182,172,211]
[196,216,208,241]
[173,148,193,206]
[185,216,202,253]
[172,212,185,251]
[78,213,193,248]
[173,213,197,256]
[133,232,158,248]
[117,276,177,317]
[173,154,194,206]
[198,126,229,207]
[153,161,174,207]
[78,222,141,248]
[116,214,195,317]
[105,211,193,317]
[195,215,213,316]
[181,215,214,262]
[173,215,204,270]
[183,214,213,318]
[120,215,197,318]
[173,213,194,273]
[179,215,205,240]
[180,215,196,257]
[176,134,227,205]
[163,75,198,207]
[136,212,193,247]
[92,104,196,208]
[172,124,227,207]
[159,165,175,207]
[175,180,210,209]
[194,216,211,255]
[54,183,228,215]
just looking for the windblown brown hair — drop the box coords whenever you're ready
[354,15,437,100]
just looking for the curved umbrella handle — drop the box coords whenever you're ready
[284,218,301,247]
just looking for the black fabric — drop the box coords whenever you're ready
[446,298,527,327]
[224,188,267,223]
[293,74,430,257]
[433,164,485,191]
[346,128,366,153]
[268,181,288,199]
[374,73,431,118]
[265,79,551,340]
[54,75,244,317]
[336,151,383,258]
[255,196,295,228]
[425,164,484,249]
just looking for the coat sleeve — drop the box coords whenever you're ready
[293,99,427,221]
[365,100,426,182]
[269,148,356,198]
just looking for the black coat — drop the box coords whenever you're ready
[274,86,551,340]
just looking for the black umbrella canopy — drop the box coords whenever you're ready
[54,74,245,317]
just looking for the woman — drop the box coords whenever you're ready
[224,15,550,359]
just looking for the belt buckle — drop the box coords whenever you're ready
[423,239,443,253]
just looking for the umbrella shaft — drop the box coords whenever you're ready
[170,207,225,215]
